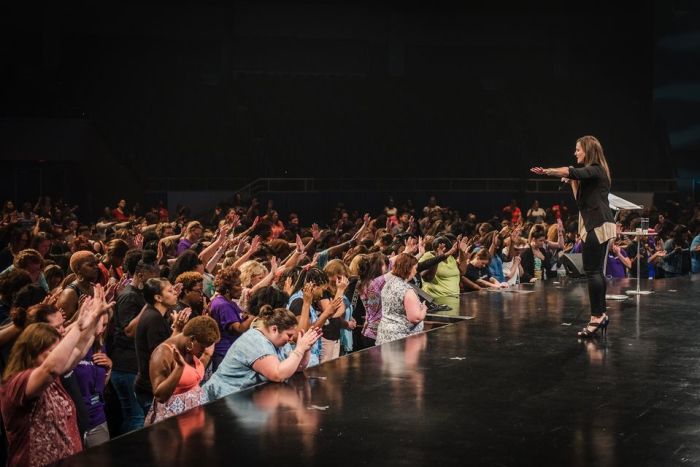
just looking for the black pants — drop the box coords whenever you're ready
[582,232,610,317]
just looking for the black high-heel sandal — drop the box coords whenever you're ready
[577,315,609,338]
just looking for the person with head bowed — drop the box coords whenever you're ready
[203,306,321,401]
[145,316,220,424]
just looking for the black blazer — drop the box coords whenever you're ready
[568,163,615,232]
[520,246,553,282]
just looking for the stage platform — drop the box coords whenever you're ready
[65,276,700,466]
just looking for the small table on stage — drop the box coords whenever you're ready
[621,231,657,296]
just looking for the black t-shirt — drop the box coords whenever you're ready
[134,305,171,395]
[346,278,365,325]
[111,285,145,374]
[289,291,342,341]
[465,263,491,283]
[626,242,649,278]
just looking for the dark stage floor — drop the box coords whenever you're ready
[64,276,700,467]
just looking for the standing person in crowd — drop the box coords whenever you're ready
[112,199,129,222]
[376,253,426,345]
[527,200,547,224]
[146,316,220,424]
[358,254,390,348]
[134,278,190,416]
[203,306,322,401]
[0,285,113,466]
[0,229,30,272]
[502,199,522,224]
[110,252,160,434]
[691,223,700,274]
[0,269,32,324]
[209,267,254,371]
[97,239,129,286]
[322,260,355,359]
[174,271,206,317]
[531,135,615,338]
[661,225,689,278]
[72,306,112,447]
[57,251,100,319]
[176,221,203,256]
[287,268,338,366]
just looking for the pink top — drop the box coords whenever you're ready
[173,350,204,395]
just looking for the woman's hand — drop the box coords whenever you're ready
[404,237,418,255]
[335,276,349,294]
[302,283,315,303]
[311,223,321,242]
[530,167,546,175]
[172,347,186,367]
[93,352,112,370]
[171,308,191,332]
[417,236,425,257]
[296,327,323,352]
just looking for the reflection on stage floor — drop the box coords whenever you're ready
[64,275,700,466]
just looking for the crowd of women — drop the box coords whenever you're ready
[0,193,699,465]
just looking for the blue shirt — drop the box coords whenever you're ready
[288,290,320,367]
[488,254,505,282]
[691,234,700,274]
[203,328,292,402]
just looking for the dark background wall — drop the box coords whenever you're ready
[1,0,698,218]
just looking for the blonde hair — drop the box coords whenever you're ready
[239,260,268,288]
[348,254,366,276]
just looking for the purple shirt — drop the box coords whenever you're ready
[176,238,193,256]
[73,346,107,429]
[606,248,629,278]
[210,295,244,357]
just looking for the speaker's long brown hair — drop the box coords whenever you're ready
[577,135,611,182]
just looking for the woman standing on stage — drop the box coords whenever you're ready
[531,135,616,337]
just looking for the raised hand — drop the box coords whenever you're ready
[335,276,349,294]
[311,223,321,242]
[459,236,472,256]
[302,282,315,303]
[530,167,546,175]
[296,327,323,352]
[418,236,425,257]
[363,213,371,226]
[172,282,184,297]
[270,256,279,276]
[436,242,446,256]
[171,308,191,332]
[296,234,304,253]
[447,235,462,256]
[249,235,262,254]
[404,237,418,255]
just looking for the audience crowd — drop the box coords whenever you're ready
[0,193,699,464]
